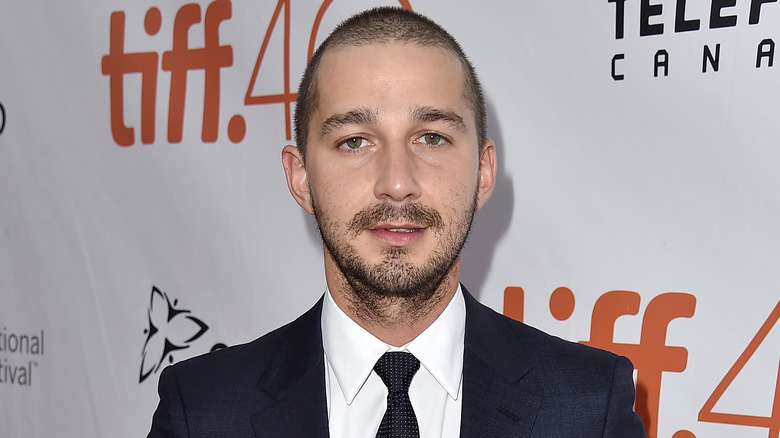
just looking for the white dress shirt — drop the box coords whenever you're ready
[321,285,466,438]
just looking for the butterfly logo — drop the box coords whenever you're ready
[139,286,210,383]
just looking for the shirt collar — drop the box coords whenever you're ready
[321,285,466,404]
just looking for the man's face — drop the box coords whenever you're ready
[284,43,495,301]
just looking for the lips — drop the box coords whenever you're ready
[368,225,426,246]
[348,203,444,237]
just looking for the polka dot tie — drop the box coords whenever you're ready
[374,351,421,438]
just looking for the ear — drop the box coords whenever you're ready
[475,139,497,211]
[281,145,314,214]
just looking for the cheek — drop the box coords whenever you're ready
[428,176,477,224]
[430,162,479,201]
[310,171,372,218]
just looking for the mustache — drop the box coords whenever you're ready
[347,203,444,235]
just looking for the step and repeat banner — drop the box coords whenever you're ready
[1,1,779,437]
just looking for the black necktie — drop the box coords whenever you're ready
[374,351,421,438]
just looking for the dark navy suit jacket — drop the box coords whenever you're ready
[148,288,646,437]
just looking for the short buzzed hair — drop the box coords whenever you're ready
[293,7,487,161]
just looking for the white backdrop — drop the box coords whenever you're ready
[1,1,779,437]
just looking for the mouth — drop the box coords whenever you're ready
[372,222,425,232]
[348,204,444,238]
[367,224,426,246]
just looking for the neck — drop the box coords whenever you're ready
[325,253,461,347]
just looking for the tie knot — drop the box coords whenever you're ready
[374,351,420,394]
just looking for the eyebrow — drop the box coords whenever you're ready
[320,107,380,137]
[319,105,468,137]
[409,106,468,134]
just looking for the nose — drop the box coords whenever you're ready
[373,142,422,203]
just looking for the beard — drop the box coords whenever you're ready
[313,194,477,320]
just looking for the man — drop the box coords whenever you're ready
[148,7,646,438]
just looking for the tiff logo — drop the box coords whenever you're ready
[101,1,233,146]
[504,287,696,438]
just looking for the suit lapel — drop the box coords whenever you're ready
[250,298,330,438]
[246,288,544,437]
[460,288,542,438]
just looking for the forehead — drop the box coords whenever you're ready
[313,43,470,126]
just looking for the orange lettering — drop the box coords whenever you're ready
[583,292,696,438]
[101,11,159,146]
[244,0,296,140]
[162,0,233,143]
[698,300,780,438]
[503,286,525,322]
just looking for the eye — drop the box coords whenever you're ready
[418,133,446,146]
[340,137,367,150]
